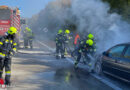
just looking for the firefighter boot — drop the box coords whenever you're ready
[61,55,65,59]
[56,55,60,59]
[5,75,11,86]
[74,61,78,69]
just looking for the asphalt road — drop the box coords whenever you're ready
[2,40,114,90]
[36,39,130,90]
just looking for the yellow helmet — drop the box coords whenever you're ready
[8,27,17,35]
[88,34,94,39]
[58,29,63,34]
[25,27,29,30]
[26,27,31,32]
[86,39,93,46]
[65,29,70,34]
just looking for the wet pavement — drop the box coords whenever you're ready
[5,40,128,90]
[3,41,111,90]
[27,69,114,90]
[9,51,113,90]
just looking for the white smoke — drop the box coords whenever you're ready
[71,0,130,52]
[29,0,130,53]
[28,0,72,38]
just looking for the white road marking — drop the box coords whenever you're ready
[37,40,122,90]
[66,58,74,64]
[36,40,55,51]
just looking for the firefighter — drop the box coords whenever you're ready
[55,29,65,59]
[74,38,95,68]
[63,29,71,55]
[23,27,34,49]
[0,27,17,85]
[71,33,80,57]
[74,34,80,48]
[87,34,96,54]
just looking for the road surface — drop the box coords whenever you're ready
[3,40,129,90]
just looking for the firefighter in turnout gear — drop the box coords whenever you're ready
[55,29,65,59]
[74,34,96,68]
[23,27,34,49]
[63,29,71,55]
[87,34,96,55]
[0,27,17,85]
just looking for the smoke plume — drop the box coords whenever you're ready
[71,0,130,52]
[29,0,130,52]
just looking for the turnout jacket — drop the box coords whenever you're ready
[23,30,34,40]
[0,33,17,58]
[55,34,64,46]
[78,39,96,53]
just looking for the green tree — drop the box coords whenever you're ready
[102,0,130,22]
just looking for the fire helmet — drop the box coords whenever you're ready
[26,27,31,32]
[58,29,63,34]
[88,34,94,39]
[8,27,17,35]
[86,39,93,46]
[65,29,70,34]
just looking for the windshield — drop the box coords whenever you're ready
[0,9,10,20]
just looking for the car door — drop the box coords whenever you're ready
[114,45,130,81]
[102,45,126,75]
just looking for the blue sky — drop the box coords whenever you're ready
[0,0,53,18]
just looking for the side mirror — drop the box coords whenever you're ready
[103,51,109,56]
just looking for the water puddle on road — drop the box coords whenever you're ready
[33,69,113,90]
[36,71,55,81]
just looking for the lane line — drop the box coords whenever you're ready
[37,40,122,90]
[66,58,74,64]
[36,40,55,51]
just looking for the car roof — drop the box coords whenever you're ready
[117,42,130,46]
[109,42,130,49]
[105,42,130,52]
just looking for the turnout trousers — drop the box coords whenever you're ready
[0,57,11,85]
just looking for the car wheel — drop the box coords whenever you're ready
[94,61,102,75]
